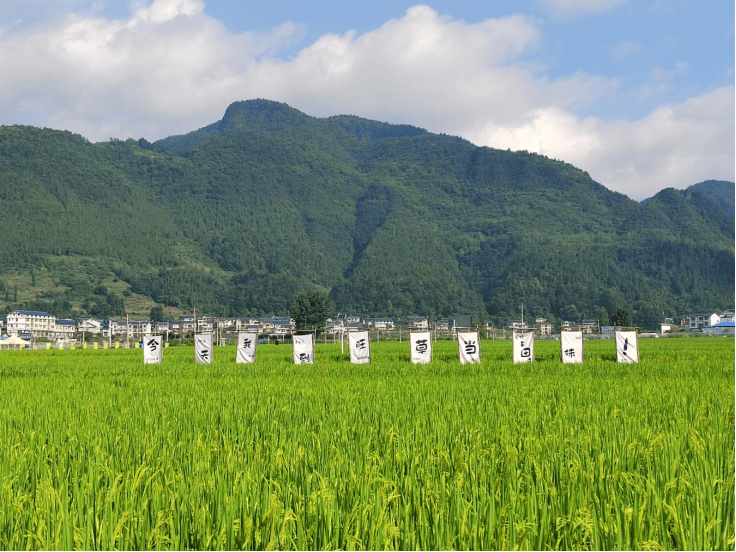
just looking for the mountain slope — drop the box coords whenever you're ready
[0,99,732,328]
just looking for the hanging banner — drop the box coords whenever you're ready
[512,330,535,363]
[348,331,371,364]
[616,331,639,363]
[195,333,213,364]
[293,334,314,364]
[236,332,257,364]
[143,335,163,364]
[410,332,432,364]
[458,331,481,364]
[560,331,584,364]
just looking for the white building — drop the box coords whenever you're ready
[54,319,77,341]
[6,310,56,339]
[681,313,720,331]
[534,318,553,335]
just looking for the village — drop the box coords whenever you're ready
[1,308,733,348]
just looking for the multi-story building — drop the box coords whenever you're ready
[681,313,720,331]
[534,318,553,335]
[53,319,77,341]
[6,310,55,339]
[364,318,395,330]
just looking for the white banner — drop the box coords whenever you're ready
[195,333,213,364]
[143,335,162,364]
[560,331,584,364]
[348,331,371,364]
[293,334,314,364]
[513,330,535,363]
[616,331,639,363]
[410,332,432,364]
[236,332,257,364]
[458,331,481,364]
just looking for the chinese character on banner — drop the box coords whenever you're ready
[237,333,257,364]
[560,331,584,364]
[293,334,315,365]
[195,333,213,364]
[513,330,535,363]
[143,335,162,364]
[410,332,432,364]
[458,332,481,364]
[615,331,639,363]
[349,331,371,364]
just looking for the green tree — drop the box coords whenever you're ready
[290,291,333,334]
[610,307,633,327]
[150,306,165,323]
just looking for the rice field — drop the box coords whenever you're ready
[0,337,732,550]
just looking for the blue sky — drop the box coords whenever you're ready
[1,0,733,199]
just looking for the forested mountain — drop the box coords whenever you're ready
[0,99,733,329]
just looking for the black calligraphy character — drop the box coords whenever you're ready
[147,339,158,352]
[622,338,629,356]
[356,338,366,350]
[464,341,477,355]
[415,339,428,353]
[299,353,310,363]
[521,347,531,358]
[243,338,252,349]
[564,348,575,357]
[201,349,209,361]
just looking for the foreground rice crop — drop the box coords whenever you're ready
[0,338,733,550]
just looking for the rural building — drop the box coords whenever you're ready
[534,318,552,335]
[6,310,55,339]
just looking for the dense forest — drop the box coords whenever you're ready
[0,99,733,329]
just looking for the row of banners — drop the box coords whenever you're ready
[142,330,640,364]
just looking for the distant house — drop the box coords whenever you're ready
[718,309,735,322]
[703,321,735,336]
[408,316,429,330]
[505,320,528,330]
[434,319,451,333]
[681,313,720,331]
[54,319,77,341]
[6,310,55,339]
[558,320,574,332]
[364,318,395,330]
[78,318,103,335]
[579,320,599,334]
[534,318,553,335]
[109,319,151,337]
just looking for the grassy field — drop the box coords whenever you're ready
[0,338,732,550]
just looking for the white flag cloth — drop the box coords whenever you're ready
[410,332,432,364]
[236,332,257,364]
[616,331,639,363]
[458,331,481,364]
[560,331,584,364]
[195,333,213,364]
[348,331,371,364]
[513,330,535,363]
[293,334,314,364]
[143,335,162,364]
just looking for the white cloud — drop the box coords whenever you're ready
[0,1,732,200]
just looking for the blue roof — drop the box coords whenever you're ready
[15,310,53,317]
[713,321,735,327]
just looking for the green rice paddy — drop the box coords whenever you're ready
[0,338,733,550]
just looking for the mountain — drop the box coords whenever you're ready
[686,180,734,215]
[0,99,733,329]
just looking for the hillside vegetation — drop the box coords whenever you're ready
[0,99,733,328]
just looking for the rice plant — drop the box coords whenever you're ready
[0,338,732,549]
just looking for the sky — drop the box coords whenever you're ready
[1,0,733,200]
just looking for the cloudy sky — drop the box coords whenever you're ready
[1,0,733,199]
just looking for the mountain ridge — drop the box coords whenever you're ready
[0,100,732,328]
